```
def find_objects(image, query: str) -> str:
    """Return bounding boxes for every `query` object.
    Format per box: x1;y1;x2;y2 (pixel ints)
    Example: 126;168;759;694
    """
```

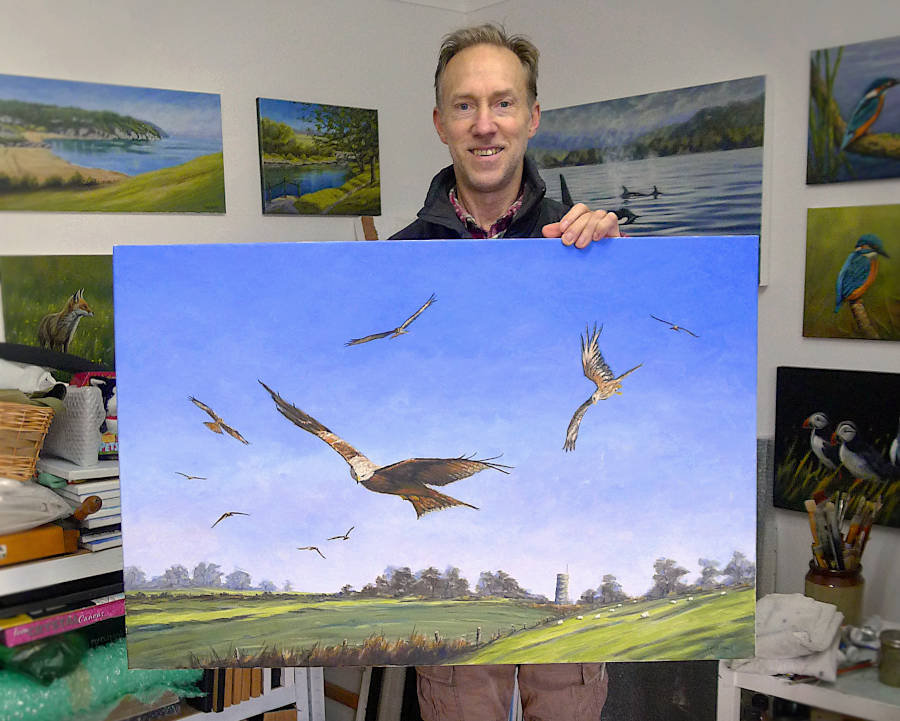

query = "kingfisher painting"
840;77;899;151
834;234;890;339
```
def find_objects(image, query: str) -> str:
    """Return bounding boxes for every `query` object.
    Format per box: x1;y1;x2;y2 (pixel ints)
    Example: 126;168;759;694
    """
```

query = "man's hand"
542;203;620;248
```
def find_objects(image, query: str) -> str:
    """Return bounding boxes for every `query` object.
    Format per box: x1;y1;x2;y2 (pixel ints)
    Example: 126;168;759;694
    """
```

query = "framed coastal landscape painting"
256;98;380;216
0;73;224;212
115;236;757;668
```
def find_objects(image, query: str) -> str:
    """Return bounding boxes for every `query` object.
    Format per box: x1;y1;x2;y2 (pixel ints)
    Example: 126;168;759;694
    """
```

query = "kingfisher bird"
802;411;841;471
834;234;890;313
832;421;900;484
840;77;899;151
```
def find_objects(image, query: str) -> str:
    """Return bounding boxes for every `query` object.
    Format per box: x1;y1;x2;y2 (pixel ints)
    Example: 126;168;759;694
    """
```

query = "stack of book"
37;457;122;552
186;667;267;713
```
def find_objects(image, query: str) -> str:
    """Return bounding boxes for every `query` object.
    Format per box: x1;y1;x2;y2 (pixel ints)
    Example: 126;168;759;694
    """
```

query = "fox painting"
37;288;94;354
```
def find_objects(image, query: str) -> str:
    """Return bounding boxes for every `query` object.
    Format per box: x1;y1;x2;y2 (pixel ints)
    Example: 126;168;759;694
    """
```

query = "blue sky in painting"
114;238;757;598
257;98;373;135
0;73;222;138
531;76;765;151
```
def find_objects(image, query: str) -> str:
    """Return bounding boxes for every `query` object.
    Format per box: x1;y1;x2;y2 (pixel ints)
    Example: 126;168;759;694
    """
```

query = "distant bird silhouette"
297;546;326;559
346;293;436;346
835;234;890;313
211;511;249;528
175;472;207;480
328;526;355;541
190;397;250;444
840;77;899;151
259;380;510;518
832;420;900;484
564;324;642;452
802;412;840;471
649;314;698;337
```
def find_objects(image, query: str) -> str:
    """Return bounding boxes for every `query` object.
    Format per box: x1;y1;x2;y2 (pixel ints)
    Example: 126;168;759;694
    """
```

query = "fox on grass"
37;288;94;354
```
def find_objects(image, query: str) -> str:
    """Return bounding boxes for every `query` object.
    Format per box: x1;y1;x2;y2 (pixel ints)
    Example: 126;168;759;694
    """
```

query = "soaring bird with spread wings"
346;293;436;346
564;324;642;452
211;511;249;528
259;380;510;518
189;396;250;444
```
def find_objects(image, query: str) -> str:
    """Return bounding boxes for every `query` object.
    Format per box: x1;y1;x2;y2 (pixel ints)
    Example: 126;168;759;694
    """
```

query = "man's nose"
472;106;497;134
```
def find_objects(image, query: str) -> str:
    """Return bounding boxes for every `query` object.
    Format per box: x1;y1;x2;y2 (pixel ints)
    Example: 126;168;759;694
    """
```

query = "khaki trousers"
417;663;608;721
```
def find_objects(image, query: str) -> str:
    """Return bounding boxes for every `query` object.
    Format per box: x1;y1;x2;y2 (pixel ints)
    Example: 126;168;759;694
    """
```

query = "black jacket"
389;156;568;240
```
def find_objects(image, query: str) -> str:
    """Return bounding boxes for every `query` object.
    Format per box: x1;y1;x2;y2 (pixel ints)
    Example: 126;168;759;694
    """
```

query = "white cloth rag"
729;639;842;682
0;358;56;394
755;592;844;659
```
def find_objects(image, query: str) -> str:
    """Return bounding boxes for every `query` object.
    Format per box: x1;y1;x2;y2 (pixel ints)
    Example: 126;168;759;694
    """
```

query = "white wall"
468;0;900;620
3;0;899;619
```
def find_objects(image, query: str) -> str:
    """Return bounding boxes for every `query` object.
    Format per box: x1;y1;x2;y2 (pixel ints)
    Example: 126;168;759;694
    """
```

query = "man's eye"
498;101;511;108
457;103;469;111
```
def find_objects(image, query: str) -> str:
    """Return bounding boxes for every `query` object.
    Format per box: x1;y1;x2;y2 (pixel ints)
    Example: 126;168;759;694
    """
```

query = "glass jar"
879;629;900;687
803;561;864;626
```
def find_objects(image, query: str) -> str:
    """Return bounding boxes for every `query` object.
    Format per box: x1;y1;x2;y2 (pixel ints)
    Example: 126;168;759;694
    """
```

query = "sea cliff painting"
529;77;765;238
115;237;757;668
0;74;224;212
256;98;380;215
808;34;900;184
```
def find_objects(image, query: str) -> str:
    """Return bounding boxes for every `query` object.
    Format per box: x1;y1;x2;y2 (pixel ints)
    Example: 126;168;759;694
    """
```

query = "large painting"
529;77;764;237
256;98;380;215
808;34;900;184
0;74;224;212
774;366;900;529
803;204;899;341
114;237;758;668
0;255;114;367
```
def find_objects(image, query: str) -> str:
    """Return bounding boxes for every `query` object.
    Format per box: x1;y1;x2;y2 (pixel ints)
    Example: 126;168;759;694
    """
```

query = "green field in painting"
0;152;225;212
125;587;753;667
0;254;114;366
803;205;900;341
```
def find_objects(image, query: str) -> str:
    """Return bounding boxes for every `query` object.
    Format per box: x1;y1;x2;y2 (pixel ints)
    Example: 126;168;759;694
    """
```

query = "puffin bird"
259;381;511;518
802;411;840;471
832;420;900;484
840;77;899;151
189;396;250;444
563;324;642;452
889;416;900;468
346;293;435;346
834;234;889;313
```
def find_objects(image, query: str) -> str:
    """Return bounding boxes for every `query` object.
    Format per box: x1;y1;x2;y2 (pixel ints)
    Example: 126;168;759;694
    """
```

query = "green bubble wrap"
0;639;202;721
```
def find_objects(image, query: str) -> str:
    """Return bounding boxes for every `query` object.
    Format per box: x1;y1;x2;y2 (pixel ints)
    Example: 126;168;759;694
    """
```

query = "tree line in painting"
531;96;764;168
124;550;754;602
0;99;164;144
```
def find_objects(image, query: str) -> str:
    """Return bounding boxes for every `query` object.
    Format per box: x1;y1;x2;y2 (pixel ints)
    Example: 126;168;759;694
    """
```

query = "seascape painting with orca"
808;34;900;184
529;76;765;238
114;237;758;668
774;367;900;529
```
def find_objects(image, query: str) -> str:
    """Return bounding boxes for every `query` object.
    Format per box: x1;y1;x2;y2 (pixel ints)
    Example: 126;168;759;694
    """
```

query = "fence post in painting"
475;627;481;646
434;631;440;644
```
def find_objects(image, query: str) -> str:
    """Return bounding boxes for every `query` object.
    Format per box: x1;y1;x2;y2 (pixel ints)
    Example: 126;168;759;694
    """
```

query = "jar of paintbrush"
804;561;864;626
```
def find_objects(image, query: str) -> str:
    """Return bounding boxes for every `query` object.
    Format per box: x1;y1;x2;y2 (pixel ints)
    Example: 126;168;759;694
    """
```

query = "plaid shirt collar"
449;186;525;239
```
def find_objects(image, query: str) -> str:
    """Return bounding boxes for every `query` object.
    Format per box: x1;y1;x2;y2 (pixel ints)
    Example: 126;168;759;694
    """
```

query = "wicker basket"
0;401;55;481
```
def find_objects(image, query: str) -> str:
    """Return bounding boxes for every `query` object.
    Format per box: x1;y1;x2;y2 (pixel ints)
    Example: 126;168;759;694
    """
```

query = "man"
391;23;614;721
390;24;620;247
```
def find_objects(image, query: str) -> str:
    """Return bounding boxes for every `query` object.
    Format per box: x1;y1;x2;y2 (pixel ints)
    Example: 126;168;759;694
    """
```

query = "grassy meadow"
0;254;114;366
291;163;381;215
803;205;900;341
0;152;225;212
124;587;754;668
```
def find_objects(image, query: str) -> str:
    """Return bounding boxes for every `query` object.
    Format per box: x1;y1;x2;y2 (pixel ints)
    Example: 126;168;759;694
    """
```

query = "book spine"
2;597;125;646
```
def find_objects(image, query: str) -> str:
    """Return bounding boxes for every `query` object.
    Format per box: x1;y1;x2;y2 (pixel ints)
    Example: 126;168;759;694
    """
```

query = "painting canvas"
0;73;224;212
529;77;764;238
256;98;380;215
114;237;757;668
803;204;899;341
0;255;114;367
808;34;900;184
774;367;900;528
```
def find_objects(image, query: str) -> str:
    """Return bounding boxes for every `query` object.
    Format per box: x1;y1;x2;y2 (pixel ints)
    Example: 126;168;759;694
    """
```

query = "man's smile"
471;147;503;156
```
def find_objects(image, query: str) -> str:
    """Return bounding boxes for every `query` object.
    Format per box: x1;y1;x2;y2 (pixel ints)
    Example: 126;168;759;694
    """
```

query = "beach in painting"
115;237;757;668
0;74;224;212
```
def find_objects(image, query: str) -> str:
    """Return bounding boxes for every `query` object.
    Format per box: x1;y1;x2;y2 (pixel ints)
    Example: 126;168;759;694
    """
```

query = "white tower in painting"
555;572;570;605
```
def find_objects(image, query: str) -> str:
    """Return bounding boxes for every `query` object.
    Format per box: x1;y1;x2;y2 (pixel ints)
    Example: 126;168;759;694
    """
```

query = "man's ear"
528;102;541;139
433;106;449;145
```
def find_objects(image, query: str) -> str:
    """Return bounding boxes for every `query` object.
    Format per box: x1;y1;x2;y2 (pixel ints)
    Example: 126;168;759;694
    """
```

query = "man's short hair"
434;24;539;107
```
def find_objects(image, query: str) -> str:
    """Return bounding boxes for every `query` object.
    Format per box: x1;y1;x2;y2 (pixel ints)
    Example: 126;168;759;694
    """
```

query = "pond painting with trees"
0;73;224;212
808;34;900;184
529;76;764;238
115;237;757;668
256;98;380;216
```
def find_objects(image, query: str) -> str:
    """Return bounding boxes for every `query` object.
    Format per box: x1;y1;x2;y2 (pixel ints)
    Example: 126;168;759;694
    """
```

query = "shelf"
718;661;900;721
0;546;123;595
37;456;118;480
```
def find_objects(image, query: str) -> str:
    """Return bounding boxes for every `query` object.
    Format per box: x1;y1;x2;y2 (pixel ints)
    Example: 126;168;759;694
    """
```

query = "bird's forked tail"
405;489;478;519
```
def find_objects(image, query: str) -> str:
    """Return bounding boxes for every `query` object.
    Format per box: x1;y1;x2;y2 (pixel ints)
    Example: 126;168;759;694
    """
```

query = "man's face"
434;43;540;200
